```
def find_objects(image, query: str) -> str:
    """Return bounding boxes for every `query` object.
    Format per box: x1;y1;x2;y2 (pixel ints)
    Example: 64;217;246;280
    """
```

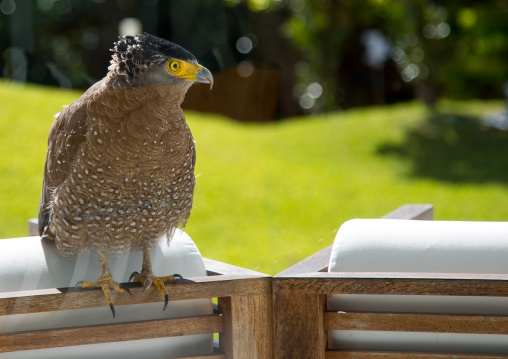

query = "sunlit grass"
0;81;80;241
1;79;507;275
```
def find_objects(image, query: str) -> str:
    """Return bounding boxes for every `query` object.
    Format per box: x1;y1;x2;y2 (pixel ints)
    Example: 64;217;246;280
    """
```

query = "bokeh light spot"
119;17;142;37
308;82;323;99
237;61;254;78
0;0;16;15
299;93;314;109
236;37;253;54
436;22;450;39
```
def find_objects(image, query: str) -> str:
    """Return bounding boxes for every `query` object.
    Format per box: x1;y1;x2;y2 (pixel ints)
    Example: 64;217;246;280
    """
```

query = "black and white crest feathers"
110;33;197;80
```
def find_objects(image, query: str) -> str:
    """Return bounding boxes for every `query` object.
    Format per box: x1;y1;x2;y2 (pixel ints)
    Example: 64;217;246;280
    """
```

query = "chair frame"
272;204;508;359
7;205;508;358
1;228;273;359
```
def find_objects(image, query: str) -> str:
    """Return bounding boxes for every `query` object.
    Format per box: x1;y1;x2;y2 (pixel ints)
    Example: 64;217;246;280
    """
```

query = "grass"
1;79;507;275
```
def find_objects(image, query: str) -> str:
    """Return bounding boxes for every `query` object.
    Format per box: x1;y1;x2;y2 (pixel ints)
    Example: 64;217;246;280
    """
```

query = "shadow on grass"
377;112;508;183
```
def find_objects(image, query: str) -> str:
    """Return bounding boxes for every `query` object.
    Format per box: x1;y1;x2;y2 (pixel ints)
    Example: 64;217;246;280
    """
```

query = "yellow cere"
166;59;202;81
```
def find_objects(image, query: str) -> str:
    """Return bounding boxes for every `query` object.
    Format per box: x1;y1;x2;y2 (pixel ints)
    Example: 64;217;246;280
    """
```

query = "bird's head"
109;33;213;89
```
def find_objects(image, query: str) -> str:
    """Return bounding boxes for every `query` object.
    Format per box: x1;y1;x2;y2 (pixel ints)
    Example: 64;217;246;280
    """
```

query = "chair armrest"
273;271;508;296
203;257;270;277
382;204;433;220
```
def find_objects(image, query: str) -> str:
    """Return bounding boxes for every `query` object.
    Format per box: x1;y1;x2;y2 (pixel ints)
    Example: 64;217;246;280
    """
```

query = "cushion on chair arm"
329;219;508;275
0;230;213;359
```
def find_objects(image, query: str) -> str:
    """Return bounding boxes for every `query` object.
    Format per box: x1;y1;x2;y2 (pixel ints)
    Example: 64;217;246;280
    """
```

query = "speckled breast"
50;117;195;256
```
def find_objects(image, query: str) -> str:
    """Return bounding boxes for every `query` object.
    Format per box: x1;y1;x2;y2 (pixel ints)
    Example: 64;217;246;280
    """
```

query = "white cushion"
328;219;508;354
0;230;213;359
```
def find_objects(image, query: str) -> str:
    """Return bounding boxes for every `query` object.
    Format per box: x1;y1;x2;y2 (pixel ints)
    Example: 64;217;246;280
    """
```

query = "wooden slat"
324;311;508;334
326;350;508;359
0;314;223;353
0;275;272;316
272;272;508;296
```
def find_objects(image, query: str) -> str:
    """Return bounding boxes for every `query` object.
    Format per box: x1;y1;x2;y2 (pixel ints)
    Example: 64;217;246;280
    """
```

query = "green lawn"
1;79;507;275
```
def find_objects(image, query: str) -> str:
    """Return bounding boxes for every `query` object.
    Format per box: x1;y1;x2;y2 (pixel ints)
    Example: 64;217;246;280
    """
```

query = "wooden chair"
0;222;273;359
272;204;508;358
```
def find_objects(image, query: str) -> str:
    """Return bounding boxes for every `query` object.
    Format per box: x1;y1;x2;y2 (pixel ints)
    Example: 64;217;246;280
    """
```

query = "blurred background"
3;0;508;117
2;0;508;274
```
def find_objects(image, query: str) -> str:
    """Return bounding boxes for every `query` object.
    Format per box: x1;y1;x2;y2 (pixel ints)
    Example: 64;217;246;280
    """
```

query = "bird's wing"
38;80;102;236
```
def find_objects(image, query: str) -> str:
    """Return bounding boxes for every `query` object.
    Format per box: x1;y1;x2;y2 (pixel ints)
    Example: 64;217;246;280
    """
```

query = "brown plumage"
38;33;213;316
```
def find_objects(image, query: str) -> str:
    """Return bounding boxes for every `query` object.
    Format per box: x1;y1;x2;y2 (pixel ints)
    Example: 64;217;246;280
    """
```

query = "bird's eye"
168;61;181;73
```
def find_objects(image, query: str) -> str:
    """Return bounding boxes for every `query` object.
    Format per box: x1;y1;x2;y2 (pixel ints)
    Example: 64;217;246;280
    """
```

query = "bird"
38;33;213;317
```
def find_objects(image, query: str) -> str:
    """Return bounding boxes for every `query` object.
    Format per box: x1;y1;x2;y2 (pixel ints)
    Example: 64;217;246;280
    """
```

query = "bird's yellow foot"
75;276;131;318
129;270;183;310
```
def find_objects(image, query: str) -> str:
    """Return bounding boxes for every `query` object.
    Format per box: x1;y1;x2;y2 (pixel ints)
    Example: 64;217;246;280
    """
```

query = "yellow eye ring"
168;60;181;73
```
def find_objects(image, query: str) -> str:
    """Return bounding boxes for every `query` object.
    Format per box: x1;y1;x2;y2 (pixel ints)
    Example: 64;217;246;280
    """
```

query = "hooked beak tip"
196;66;213;90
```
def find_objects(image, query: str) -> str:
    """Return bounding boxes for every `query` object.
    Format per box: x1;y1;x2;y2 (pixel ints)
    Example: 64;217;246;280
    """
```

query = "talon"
76;276;127;318
76;251;128;317
129;271;139;282
130;270;184;309
142;279;152;293
109;302;116;318
121;283;132;296
134;247;185;310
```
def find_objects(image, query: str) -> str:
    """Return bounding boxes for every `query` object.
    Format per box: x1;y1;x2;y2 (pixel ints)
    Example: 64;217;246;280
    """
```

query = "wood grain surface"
0;315;223;352
273;272;508;296
324;311;508;334
0;275;272;316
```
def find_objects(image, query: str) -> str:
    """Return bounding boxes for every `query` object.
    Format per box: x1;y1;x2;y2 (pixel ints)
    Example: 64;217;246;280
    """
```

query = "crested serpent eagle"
38;33;213;316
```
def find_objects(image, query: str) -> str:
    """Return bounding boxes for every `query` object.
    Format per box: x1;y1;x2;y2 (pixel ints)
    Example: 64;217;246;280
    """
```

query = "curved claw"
74;277;127;318
129;271;139;282
142;279;152;293
120;283;132;296
130;271;185;310
163;293;169;311
109;303;116;318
